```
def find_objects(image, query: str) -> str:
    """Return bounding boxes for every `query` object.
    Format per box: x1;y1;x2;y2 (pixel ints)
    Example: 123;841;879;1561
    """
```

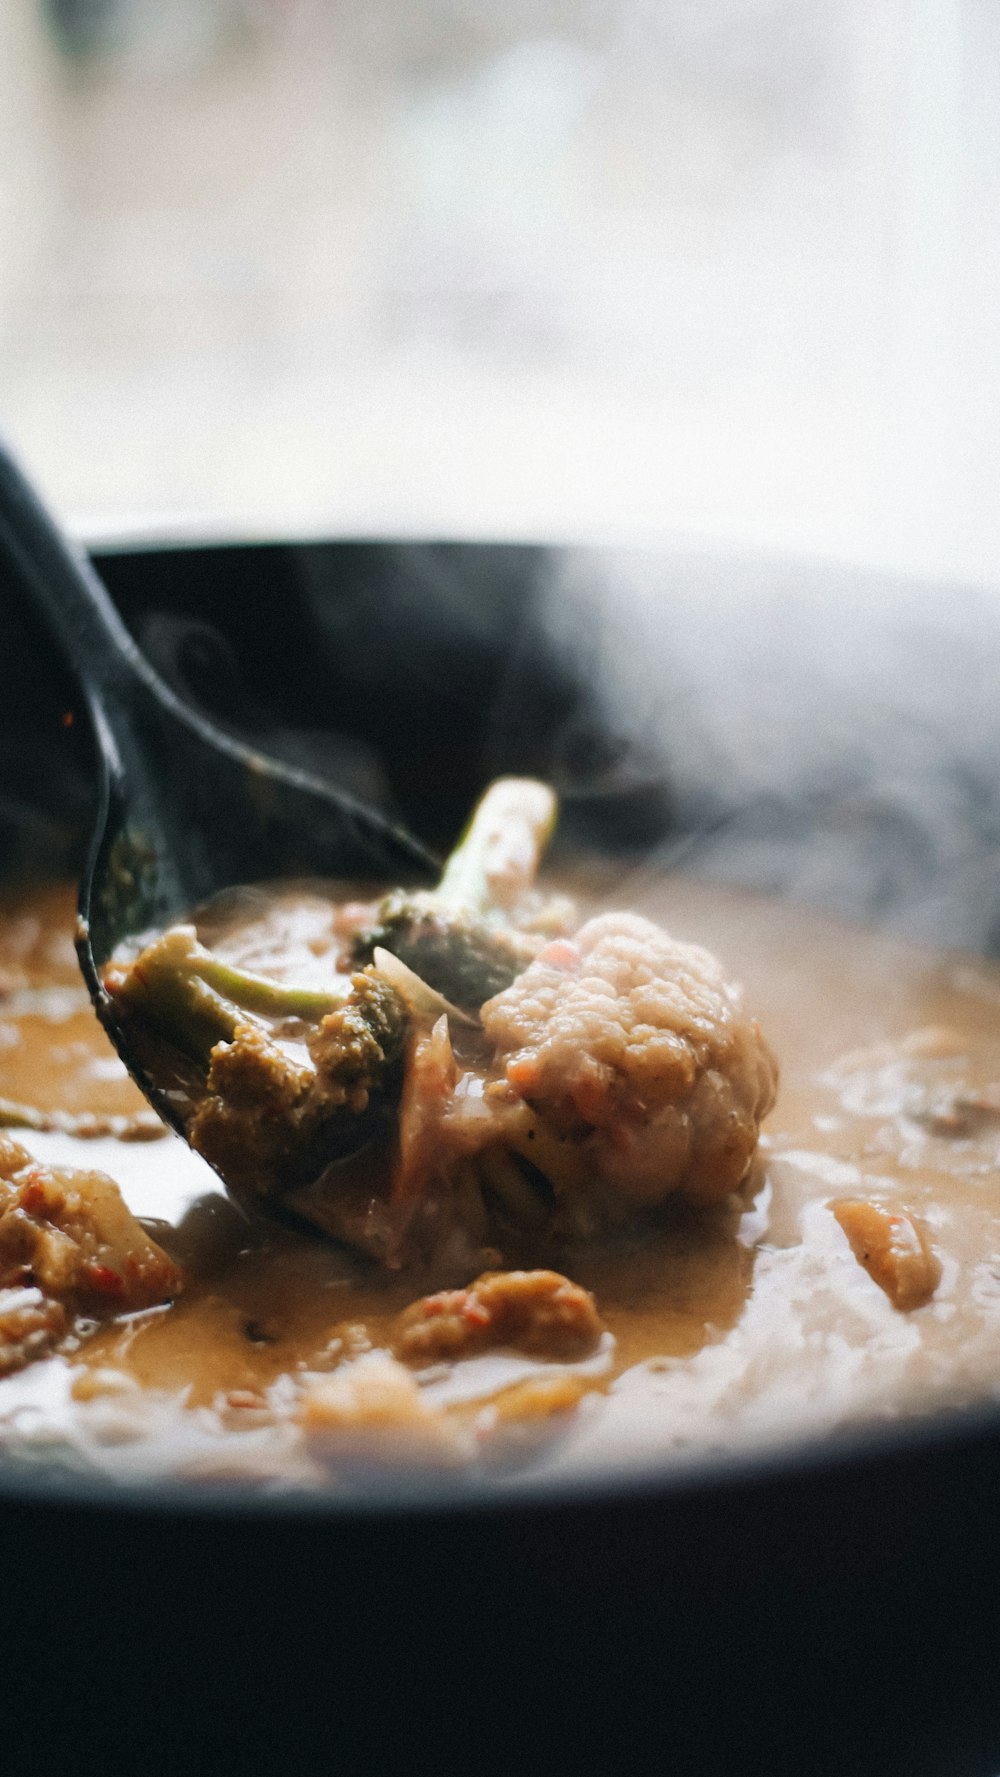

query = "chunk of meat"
300;1352;436;1430
396;1268;604;1362
0;1284;67;1375
479;912;777;1209
831;1197;941;1311
0;1133;181;1368
298;1351;464;1463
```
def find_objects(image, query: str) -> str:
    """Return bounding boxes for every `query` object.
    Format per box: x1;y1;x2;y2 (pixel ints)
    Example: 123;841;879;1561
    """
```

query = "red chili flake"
87;1264;124;1298
462;1298;491;1329
506;1057;542;1094
226;1389;267;1411
537;939;582;971
20;1183;48;1215
423;1290;465;1319
61;710;74;728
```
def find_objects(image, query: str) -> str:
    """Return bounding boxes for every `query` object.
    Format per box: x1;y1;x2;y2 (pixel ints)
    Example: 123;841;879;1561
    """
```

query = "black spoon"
0;442;436;1139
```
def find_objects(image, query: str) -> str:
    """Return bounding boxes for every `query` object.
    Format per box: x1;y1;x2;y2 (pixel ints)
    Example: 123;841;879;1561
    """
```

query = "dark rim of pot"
0;1386;998;1520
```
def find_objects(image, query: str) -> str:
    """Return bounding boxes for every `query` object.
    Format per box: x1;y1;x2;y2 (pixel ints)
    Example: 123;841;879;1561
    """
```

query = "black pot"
4;538;1000;1777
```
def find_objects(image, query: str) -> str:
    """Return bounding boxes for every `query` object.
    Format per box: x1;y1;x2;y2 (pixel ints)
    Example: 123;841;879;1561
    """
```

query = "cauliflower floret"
480;912;777;1209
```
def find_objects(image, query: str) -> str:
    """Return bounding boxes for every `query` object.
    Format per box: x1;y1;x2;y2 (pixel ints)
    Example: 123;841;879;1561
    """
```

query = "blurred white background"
1;0;998;581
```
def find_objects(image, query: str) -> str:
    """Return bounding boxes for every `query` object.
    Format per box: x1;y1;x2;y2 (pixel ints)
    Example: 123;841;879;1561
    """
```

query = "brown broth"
3;871;1000;1488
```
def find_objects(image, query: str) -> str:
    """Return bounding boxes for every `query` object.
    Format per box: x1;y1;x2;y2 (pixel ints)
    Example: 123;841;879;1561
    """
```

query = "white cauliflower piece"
479;912;777;1209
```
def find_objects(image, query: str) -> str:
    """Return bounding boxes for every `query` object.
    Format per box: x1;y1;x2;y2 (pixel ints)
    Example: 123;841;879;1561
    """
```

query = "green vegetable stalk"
352;778;558;1011
111;925;346;1064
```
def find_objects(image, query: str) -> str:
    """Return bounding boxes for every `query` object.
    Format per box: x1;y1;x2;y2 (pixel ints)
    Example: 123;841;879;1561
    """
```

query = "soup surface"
2;869;1000;1491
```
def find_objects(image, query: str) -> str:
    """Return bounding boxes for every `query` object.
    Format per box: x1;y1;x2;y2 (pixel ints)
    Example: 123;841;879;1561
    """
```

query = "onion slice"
371;947;479;1028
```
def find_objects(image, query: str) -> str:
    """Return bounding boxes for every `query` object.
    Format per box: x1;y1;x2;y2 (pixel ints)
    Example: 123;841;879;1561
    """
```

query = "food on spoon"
106;922;411;1198
350;777;564;1010
191;966;409;1199
105;779;778;1266
0;1132;182;1375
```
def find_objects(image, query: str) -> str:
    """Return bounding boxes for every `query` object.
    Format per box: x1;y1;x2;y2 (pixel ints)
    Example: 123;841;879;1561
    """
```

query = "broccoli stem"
0;1097;64;1133
349;780;560;1012
189;950;346;1021
115;936;243;1064
113;925;347;1066
436;778;557;914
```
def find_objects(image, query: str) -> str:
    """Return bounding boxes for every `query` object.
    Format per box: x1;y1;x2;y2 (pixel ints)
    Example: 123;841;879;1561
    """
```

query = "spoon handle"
0;438;438;937
0;441;151;710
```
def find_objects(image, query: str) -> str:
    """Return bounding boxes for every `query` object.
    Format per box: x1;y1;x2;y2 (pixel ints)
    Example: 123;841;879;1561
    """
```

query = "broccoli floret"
351;779;558;1012
104;779;563;1233
190;967;408;1200
106;925;347;1064
309;967;409;1104
352;890;525;1010
189;1023;317;1193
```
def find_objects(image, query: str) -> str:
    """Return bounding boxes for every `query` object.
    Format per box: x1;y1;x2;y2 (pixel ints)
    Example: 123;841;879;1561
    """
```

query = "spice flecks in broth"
3;871;1000;1487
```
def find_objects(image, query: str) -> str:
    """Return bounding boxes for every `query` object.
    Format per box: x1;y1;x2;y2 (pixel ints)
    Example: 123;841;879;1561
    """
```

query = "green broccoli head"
190;968;409;1201
308;965;409;1101
349;778;560;1014
349;891;525;1011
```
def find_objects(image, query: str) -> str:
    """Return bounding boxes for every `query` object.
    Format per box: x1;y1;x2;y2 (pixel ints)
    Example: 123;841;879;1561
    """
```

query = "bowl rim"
1;1386;998;1521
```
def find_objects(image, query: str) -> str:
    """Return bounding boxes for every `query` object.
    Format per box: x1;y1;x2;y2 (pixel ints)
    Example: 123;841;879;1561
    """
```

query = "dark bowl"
4;538;1000;1776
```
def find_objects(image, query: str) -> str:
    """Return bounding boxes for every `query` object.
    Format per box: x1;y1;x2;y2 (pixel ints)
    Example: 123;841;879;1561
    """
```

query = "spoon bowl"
0;443;436;1139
